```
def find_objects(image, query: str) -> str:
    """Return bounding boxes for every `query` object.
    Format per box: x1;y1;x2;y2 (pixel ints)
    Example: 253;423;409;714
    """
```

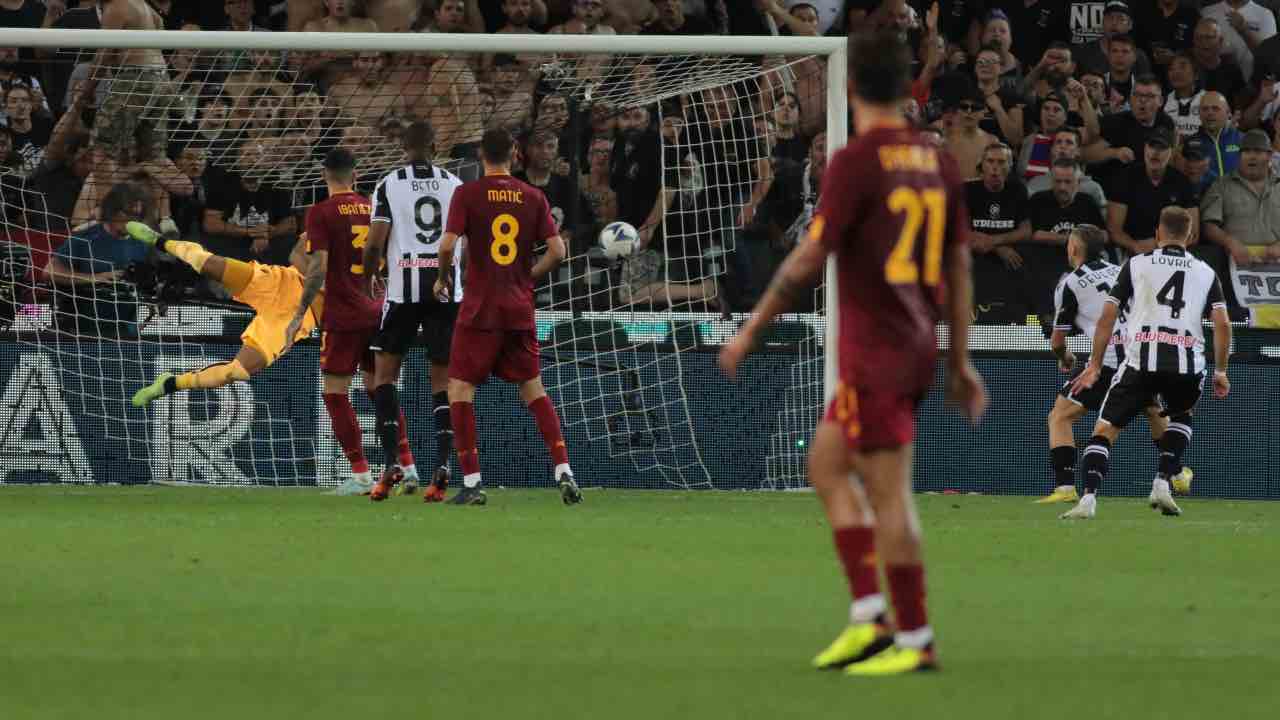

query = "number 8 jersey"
371;162;464;303
1107;246;1226;375
444;173;558;330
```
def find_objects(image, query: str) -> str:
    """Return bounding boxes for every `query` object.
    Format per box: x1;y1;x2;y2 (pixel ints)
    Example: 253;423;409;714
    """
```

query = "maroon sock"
396;409;415;467
450;401;481;476
528;395;569;466
886;564;929;633
833;526;880;600
323;393;367;474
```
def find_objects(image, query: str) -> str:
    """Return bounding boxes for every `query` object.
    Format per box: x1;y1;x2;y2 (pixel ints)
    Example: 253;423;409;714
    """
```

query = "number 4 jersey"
304;190;378;332
445;173;558;330
811;126;969;393
1107;246;1226;375
372;162;464;304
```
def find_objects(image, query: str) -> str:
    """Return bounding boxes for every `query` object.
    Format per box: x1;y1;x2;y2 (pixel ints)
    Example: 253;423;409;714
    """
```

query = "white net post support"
0;28;846;488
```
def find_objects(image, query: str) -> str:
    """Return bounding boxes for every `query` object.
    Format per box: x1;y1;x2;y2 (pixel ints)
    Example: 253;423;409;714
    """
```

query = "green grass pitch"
1;487;1277;720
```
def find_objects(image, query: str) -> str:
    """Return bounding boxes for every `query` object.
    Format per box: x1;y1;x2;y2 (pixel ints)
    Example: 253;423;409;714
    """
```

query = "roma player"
433;128;583;506
720;29;987;675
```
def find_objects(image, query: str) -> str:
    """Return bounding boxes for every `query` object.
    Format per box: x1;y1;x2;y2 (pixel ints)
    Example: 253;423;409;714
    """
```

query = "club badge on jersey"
371;163;465;304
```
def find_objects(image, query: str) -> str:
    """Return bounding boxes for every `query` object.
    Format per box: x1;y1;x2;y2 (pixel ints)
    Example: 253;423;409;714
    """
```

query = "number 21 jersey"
445;173;558;330
811;126;969;393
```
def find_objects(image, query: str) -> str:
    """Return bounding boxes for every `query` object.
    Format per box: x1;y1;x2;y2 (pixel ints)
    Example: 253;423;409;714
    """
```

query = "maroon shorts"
320;327;376;376
449;325;540;385
823;380;922;452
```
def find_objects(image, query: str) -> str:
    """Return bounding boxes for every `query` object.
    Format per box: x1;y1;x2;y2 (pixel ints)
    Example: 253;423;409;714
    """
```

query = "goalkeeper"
127;224;319;406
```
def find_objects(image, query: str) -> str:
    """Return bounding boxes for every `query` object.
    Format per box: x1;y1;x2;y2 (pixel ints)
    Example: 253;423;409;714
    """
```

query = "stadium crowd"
4;0;1280;330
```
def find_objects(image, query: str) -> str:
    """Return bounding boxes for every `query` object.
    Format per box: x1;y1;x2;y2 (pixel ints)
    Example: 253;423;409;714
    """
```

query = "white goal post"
0;28;846;489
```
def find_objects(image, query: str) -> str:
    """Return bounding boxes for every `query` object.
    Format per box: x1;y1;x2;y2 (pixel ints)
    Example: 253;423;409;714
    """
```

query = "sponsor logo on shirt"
1133;330;1195;347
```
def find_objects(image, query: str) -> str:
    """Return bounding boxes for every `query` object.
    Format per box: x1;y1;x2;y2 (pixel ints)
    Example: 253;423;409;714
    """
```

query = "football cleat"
1060;493;1097;520
423;466;450;503
395;466;420;496
1034;485;1079;504
1149;479;1182;516
812;622;894;670
558;474;583;505
447;486;487;506
131;372;174;407
370;467;402;502
125;220;160;247
844;644;937;676
1171;467;1194;496
327;476;372;497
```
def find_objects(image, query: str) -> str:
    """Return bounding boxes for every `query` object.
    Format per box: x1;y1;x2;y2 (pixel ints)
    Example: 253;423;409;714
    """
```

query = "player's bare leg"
807;421;892;670
518;376;581;505
446;377;487;506
1040;397;1085;503
844;443;938;676
322;370;374;496
369;352;420;502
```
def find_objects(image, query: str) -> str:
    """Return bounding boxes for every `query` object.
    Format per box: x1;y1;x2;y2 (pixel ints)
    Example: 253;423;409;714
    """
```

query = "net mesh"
0;38;833;488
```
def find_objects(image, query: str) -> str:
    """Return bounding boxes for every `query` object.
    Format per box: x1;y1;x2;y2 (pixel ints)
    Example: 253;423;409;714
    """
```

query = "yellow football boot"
844;644;937;676
812;622;893;670
1035;485;1079;504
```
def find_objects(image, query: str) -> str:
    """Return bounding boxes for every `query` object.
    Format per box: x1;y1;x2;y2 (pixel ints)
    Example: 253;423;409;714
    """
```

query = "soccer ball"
599;221;638;260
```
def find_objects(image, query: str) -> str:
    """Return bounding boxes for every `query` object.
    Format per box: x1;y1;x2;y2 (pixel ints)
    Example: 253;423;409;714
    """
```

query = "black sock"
1081;436;1111;495
156;237;171;254
162;375;177;394
1158;422;1192;479
433;390;452;470
373;383;401;470
1050;445;1077;489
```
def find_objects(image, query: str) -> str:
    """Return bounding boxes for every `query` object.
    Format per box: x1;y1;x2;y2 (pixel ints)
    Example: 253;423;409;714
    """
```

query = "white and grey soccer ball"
599;221;638;260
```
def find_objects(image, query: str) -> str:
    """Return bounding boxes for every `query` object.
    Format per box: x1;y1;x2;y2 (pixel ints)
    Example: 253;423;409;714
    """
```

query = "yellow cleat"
844;644;937;676
812;622;893;670
1172;467;1193;495
1034;486;1079;504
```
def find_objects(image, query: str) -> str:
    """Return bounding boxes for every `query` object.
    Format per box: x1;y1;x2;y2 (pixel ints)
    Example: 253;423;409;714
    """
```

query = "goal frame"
1;27;848;405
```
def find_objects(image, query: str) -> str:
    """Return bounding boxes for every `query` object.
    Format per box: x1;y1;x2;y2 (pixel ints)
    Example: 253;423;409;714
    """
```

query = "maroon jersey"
811;127;970;393
445;174;558;330
305;191;381;332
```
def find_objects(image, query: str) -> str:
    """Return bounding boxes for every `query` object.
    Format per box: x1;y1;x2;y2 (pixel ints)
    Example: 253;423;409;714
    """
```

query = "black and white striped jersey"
1053;258;1126;369
371;162;464;303
1106;246;1226;375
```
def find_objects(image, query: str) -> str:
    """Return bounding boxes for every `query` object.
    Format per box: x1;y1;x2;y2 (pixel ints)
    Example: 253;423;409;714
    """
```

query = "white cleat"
1149;478;1182;516
327;476;372;496
1060;492;1097;520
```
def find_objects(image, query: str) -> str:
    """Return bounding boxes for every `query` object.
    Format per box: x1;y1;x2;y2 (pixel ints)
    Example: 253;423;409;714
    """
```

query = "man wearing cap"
1201;128;1280;273
1180;136;1215;196
1106;126;1199;256
1017;91;1071;180
1026;126;1108;210
1075;3;1152;76
1183;91;1242;191
1201;0;1277;84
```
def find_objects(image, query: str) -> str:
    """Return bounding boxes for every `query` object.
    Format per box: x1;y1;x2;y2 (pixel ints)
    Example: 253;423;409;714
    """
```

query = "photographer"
44;181;153;339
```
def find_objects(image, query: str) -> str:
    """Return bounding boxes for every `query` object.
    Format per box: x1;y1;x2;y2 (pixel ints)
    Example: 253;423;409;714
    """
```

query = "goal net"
0;29;845;489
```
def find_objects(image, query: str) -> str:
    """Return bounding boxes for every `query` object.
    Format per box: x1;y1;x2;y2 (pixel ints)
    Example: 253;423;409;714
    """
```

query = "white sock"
353;470;372;484
850;594;886;624
895;625;933;650
463;472;482;489
400;464;418;480
1154;478;1170;494
1055;484;1074;493
555;463;572;481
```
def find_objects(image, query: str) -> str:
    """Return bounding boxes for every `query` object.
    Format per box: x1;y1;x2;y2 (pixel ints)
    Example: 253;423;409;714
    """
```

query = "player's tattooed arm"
285;249;327;349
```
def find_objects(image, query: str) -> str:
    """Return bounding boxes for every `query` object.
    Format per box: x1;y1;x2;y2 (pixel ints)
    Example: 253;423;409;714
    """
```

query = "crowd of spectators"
3;0;1280;328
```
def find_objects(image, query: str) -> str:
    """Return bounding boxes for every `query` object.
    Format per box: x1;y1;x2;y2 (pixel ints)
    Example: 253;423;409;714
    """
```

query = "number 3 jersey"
371;162;464;304
811;126;969;393
1106;246;1225;375
1053;259;1125;369
444;173;558;330
305;190;376;332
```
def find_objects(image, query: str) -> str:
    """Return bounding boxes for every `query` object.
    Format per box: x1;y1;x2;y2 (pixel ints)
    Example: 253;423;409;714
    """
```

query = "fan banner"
1229;254;1280;307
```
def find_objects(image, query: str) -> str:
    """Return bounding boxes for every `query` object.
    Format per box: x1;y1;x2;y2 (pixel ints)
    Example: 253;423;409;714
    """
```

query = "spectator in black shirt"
610;104;662;241
1136;0;1199;73
1025;157;1106;312
517;129;595;256
642;0;714;35
992;1;1069;70
1074;3;1152;77
965;142;1032;312
1085;73;1175;183
1192;17;1247;106
974;44;1026;144
201;142;296;266
5;83;52;177
1106;127;1198;257
741;91;810;227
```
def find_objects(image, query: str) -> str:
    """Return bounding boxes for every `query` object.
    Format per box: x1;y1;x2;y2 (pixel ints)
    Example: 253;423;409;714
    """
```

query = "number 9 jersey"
444;173;558;330
372;163;465;303
810;126;969;396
